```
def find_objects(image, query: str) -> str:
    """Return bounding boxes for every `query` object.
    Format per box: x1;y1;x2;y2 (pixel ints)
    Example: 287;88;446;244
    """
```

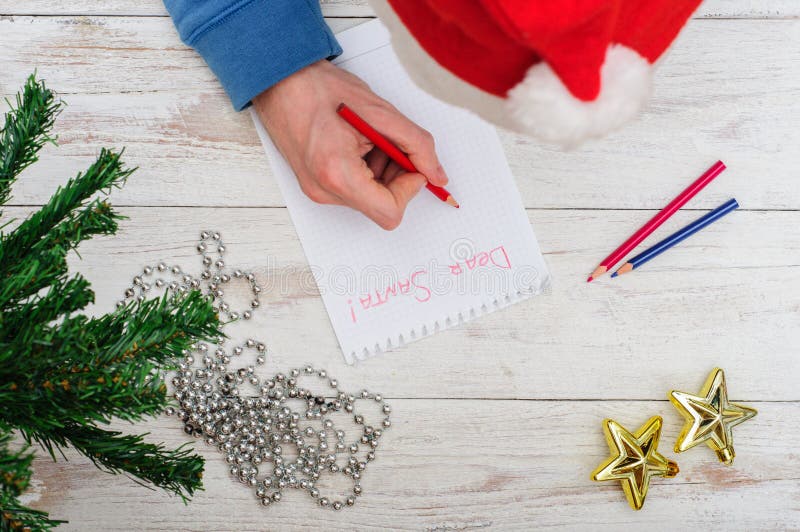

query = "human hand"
252;60;448;230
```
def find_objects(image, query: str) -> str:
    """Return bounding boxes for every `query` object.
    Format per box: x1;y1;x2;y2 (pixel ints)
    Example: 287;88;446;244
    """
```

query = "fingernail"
435;165;449;185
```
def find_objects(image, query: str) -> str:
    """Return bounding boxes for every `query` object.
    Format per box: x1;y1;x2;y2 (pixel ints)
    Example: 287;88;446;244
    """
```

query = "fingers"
300;99;443;229
364;148;390;181
315;152;425;230
352;171;427;230
377;160;406;185
363;105;449;187
385;172;428;214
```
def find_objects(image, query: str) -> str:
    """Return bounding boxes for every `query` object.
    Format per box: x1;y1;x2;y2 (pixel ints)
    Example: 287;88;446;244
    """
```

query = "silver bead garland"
120;231;391;510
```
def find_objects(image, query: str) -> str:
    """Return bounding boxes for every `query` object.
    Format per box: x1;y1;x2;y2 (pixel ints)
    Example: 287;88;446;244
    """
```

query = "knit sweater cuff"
188;0;342;111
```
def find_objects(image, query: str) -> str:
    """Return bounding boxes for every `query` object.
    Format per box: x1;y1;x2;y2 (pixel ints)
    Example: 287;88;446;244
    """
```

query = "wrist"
253;60;327;109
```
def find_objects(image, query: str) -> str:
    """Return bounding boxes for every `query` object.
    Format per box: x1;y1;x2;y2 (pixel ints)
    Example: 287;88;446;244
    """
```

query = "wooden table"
2;1;798;529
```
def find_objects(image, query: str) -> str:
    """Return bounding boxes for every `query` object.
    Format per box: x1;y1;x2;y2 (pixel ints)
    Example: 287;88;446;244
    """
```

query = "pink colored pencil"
587;160;726;282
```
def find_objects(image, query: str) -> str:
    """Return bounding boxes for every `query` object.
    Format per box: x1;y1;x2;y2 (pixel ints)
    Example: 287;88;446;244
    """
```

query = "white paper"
252;20;550;363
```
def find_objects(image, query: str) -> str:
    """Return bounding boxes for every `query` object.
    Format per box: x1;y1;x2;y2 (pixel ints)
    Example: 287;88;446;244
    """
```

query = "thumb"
366;106;449;187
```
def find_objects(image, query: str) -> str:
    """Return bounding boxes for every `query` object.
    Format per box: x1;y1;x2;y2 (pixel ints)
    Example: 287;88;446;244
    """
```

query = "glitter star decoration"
591;416;679;510
669;367;756;465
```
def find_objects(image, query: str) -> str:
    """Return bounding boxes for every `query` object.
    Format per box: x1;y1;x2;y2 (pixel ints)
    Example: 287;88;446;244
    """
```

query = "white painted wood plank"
0;6;794;529
4;206;797;401
0;16;362;97
0;0;376;17
1;0;798;18
1;17;798;210
21;400;799;530
698;0;800;18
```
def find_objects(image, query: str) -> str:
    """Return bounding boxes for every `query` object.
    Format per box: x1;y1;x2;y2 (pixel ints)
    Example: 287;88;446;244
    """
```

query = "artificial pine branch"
53;425;204;501
0;74;61;206
0;74;222;529
0;148;132;282
2;292;219;439
0;434;64;531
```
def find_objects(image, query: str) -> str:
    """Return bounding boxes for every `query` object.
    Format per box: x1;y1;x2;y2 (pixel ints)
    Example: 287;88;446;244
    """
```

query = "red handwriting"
346;245;511;324
448;246;511;275
348;269;430;323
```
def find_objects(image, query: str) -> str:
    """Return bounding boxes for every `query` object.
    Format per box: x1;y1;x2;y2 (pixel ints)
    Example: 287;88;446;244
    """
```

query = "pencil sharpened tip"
610;272;618;278
588;266;607;282
445;196;460;208
614;263;634;277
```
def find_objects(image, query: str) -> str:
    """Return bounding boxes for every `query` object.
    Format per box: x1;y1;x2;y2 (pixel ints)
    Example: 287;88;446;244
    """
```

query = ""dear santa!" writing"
347;245;511;324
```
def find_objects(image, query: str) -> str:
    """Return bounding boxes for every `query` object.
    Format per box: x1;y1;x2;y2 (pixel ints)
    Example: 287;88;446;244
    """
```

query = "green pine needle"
0;74;61;206
0;74;221;528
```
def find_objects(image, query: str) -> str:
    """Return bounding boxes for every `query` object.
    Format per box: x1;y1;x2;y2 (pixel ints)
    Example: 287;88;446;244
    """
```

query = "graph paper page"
252;20;550;363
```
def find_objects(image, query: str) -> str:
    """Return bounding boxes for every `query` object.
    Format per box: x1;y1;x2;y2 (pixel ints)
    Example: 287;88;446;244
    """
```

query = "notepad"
252;19;550;363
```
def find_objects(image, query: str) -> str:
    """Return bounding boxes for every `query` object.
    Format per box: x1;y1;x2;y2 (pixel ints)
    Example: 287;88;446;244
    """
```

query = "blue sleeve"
164;0;342;111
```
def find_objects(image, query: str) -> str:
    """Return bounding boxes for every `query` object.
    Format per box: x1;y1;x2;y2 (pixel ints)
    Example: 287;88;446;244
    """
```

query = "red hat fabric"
369;0;703;145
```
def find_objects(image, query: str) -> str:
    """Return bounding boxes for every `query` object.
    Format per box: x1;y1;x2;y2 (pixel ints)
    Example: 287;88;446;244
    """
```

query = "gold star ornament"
591;416;678;510
669;367;756;465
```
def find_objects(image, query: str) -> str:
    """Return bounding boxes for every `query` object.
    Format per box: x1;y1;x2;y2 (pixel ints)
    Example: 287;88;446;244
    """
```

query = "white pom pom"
506;45;653;147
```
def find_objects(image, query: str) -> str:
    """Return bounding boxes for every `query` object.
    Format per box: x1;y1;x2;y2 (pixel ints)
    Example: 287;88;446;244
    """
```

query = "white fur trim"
368;0;516;129
507;45;652;146
368;0;653;146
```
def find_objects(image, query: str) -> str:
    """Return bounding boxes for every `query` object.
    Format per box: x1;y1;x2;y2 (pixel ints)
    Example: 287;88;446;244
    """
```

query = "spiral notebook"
252;19;550;363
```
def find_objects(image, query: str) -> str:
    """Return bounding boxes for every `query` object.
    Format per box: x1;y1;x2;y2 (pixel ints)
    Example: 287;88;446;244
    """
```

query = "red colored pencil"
336;103;459;208
587;160;726;282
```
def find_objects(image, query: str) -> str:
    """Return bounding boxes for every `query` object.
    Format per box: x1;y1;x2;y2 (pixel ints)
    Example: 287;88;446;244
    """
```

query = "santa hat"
369;0;702;146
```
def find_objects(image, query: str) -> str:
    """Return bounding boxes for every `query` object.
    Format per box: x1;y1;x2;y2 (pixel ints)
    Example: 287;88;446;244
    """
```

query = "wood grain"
4;206;797;401
20;400;799;531
1;0;799;18
1;17;798;210
1;3;798;530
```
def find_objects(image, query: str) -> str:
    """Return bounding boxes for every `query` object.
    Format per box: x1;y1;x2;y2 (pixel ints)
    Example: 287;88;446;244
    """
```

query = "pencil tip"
615;263;634;277
445;196;460;208
588;266;607;282
336;102;345;112
610;272;617;278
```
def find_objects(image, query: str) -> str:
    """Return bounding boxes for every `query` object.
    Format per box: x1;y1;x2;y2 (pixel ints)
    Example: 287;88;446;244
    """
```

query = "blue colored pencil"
611;198;739;277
